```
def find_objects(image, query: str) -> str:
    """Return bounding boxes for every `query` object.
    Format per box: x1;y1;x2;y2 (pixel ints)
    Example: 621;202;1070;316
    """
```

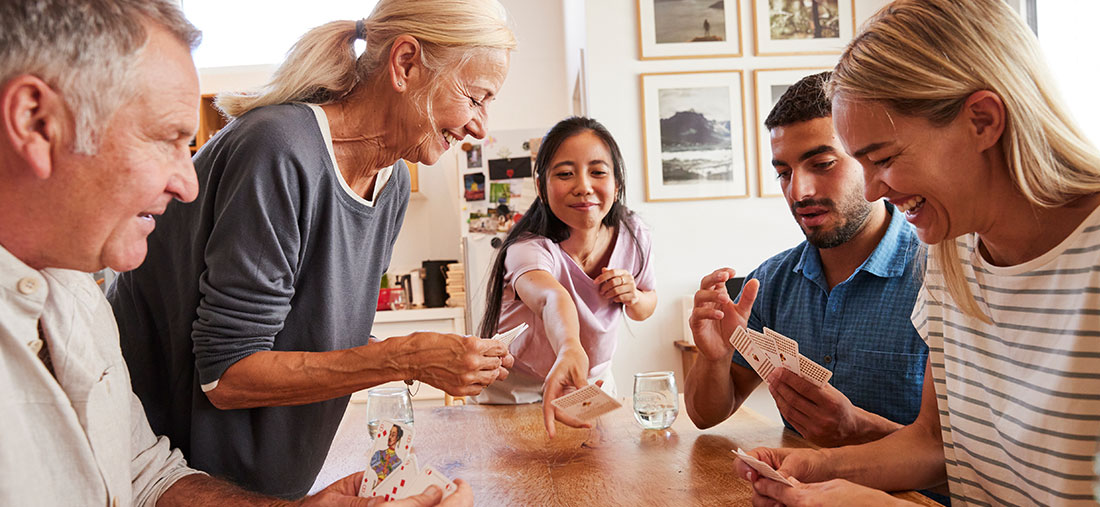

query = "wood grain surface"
397;400;941;506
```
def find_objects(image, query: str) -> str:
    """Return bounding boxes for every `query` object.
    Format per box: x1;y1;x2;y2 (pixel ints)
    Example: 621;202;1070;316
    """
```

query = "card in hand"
360;420;414;495
550;383;622;421
763;327;801;376
730;326;775;383
409;465;458;499
369;456;419;501
798;355;833;387
490;322;528;348
733;448;793;487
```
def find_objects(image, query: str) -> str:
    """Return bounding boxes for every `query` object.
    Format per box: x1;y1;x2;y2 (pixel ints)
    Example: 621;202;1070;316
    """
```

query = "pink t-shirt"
498;217;655;380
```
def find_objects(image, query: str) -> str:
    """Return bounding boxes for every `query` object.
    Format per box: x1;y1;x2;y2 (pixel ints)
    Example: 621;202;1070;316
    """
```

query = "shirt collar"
794;202;917;283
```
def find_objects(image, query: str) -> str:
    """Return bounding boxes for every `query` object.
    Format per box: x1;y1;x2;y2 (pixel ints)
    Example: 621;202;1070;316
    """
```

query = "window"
181;0;376;69
1029;0;1100;145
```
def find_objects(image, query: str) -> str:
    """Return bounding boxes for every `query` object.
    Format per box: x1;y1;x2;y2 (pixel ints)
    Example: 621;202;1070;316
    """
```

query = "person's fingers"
754;477;800;506
495;365;509;382
593;269;618;285
474;337;509;357
439;479;474;507
543;384;560;438
690;306;726;323
734;278;760;317
501;353;515;369
698;267;736;289
693;288;731;308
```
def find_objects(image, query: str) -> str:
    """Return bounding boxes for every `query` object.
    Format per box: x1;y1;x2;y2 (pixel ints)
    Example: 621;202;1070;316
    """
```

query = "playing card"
747;328;783;370
550;383;622;421
733;448;793;487
361;420;414;494
411;465;458;499
763;328;801;376
797;355;833;387
367;456;419;501
490;322;528;348
730;327;774;382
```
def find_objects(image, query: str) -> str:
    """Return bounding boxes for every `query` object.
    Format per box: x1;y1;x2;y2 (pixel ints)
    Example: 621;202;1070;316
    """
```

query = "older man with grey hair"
0;1;469;505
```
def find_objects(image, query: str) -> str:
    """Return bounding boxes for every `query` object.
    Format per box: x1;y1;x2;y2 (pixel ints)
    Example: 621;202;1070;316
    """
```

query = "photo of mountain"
657;86;734;184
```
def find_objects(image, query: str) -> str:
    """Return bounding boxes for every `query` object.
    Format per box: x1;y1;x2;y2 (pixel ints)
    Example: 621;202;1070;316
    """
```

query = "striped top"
913;204;1100;506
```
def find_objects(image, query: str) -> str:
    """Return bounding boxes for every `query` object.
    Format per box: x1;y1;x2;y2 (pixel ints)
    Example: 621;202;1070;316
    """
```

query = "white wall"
583;0;891;390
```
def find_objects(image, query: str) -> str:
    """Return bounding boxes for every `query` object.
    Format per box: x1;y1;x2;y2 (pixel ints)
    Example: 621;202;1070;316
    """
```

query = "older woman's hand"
398;332;513;396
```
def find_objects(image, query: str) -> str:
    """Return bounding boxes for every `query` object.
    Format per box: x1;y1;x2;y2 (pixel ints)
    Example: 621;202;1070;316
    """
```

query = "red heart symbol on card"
400;480;406;486
506;169;514;177
392;487;398;494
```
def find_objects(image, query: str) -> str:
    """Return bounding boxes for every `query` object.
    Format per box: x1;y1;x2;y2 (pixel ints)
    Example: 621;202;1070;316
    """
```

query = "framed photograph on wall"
641;70;749;202
637;0;742;59
752;0;855;56
753;68;831;197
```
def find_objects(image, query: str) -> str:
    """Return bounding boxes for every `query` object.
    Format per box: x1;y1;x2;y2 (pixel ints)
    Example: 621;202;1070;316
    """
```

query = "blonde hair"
216;0;516;118
828;0;1100;320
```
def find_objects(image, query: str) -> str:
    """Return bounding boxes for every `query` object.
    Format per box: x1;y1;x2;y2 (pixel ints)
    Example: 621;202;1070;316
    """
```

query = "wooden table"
314;398;940;506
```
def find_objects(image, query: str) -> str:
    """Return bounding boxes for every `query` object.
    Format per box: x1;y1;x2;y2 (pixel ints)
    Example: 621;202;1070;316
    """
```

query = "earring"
397;81;404;89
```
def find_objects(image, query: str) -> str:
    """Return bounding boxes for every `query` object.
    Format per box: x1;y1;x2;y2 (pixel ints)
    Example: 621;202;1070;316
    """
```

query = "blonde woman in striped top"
735;0;1100;505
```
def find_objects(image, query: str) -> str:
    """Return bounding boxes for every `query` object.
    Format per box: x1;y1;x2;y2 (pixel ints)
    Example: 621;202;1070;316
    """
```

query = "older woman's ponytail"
215;0;516;119
216;21;359;117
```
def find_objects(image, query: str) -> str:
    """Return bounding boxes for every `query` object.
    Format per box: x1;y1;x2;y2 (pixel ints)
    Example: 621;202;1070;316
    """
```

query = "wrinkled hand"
594;268;639;305
541;346;592;438
300;471;474;507
690;268;759;361
752;477;901;507
364;479;474;507
765;368;877;447
404;332;513;397
298;471;371;506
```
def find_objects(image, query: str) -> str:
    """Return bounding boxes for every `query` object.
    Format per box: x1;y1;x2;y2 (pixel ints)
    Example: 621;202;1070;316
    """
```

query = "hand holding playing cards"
363;479;474;507
594;267;639;305
302;471;387;506
734;447;830;490
690;268;759;361
542;345;592;438
767;368;900;447
753;477;903;507
403;331;513;397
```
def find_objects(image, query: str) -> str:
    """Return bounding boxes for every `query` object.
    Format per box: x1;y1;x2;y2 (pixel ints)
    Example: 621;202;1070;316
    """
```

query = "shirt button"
823;355;832;364
27;339;43;355
17;277;39;295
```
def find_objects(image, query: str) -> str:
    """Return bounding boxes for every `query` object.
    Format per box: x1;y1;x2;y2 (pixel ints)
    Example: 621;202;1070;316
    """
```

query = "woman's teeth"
443;131;459;146
896;195;925;213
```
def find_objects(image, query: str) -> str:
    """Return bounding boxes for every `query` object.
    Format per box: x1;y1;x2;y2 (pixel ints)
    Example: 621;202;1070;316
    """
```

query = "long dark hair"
478;117;646;337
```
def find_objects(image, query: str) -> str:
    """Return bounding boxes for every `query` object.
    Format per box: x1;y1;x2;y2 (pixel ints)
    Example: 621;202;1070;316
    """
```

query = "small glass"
388;290;408;311
366;386;414;437
633;371;678;430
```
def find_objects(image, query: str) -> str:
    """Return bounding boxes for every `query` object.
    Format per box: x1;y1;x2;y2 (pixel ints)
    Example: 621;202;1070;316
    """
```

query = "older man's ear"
1;74;67;181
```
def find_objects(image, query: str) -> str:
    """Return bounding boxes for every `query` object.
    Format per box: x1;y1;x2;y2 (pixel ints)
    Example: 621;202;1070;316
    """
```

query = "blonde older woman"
107;0;515;499
736;0;1100;505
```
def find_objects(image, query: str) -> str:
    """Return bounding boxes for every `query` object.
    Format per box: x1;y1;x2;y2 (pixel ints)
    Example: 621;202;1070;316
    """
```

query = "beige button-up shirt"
0;245;200;505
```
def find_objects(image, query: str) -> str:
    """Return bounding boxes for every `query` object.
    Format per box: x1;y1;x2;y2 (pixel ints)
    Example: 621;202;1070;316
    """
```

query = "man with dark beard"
684;72;928;448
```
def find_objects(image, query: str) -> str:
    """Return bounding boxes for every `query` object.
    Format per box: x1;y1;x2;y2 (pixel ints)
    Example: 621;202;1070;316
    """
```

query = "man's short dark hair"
764;71;832;130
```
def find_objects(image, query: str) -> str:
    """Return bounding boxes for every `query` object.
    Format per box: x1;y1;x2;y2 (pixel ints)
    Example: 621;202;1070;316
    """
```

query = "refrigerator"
456;127;547;335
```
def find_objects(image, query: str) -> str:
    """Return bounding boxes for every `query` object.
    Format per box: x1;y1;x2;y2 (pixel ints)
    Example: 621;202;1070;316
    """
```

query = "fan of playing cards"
729;326;833;387
489;322;528;348
358;420;458;502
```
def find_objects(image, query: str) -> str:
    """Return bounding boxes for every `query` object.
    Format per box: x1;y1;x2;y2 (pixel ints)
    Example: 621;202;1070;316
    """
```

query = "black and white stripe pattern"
913;212;1100;506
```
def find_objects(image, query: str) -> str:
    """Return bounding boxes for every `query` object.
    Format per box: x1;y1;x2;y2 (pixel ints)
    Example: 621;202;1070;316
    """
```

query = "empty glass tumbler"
366;386;414;437
633;371;678;430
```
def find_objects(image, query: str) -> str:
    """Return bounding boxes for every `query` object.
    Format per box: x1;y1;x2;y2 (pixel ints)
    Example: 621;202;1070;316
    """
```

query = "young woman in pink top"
475;117;658;437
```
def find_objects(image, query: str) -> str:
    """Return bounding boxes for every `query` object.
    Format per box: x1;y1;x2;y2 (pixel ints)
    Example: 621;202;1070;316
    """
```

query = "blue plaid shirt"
732;203;927;428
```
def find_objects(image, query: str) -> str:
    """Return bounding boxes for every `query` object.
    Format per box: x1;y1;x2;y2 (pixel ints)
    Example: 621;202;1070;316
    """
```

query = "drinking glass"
389;290;408;311
366;386;414;437
633;371;678;430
